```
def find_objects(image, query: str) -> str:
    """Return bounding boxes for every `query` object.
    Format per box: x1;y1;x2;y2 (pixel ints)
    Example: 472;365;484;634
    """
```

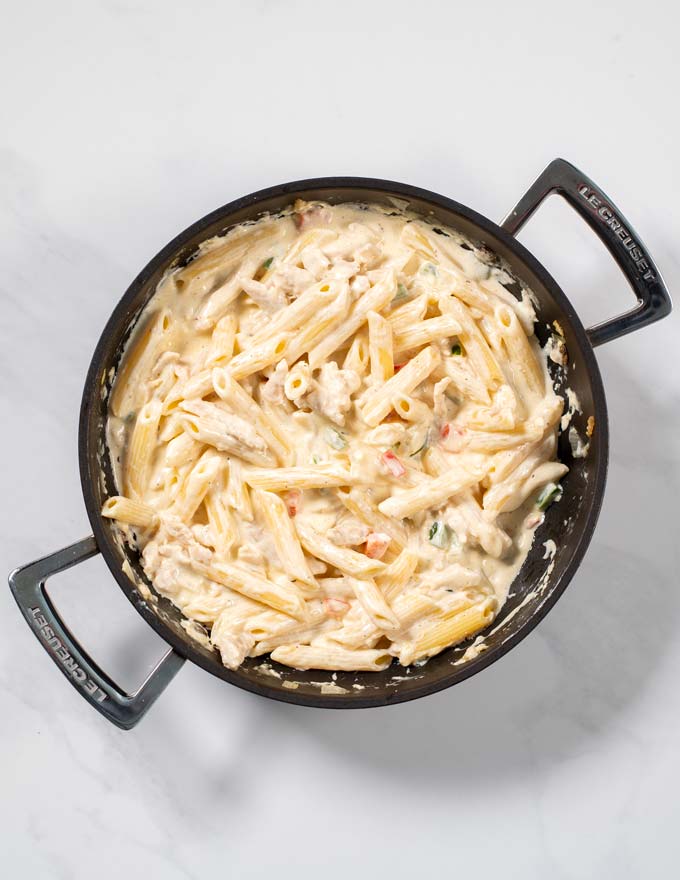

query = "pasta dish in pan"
103;201;567;671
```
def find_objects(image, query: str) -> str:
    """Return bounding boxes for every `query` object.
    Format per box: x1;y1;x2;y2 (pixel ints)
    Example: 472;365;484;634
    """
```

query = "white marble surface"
2;1;679;876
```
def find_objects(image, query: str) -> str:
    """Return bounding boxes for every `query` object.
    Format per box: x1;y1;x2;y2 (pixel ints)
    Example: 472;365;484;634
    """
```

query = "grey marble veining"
2;1;679;877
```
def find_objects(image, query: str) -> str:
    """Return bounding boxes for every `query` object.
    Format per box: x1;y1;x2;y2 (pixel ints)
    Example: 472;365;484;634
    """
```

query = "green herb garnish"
428;520;450;548
451;343;463;356
324;427;347;450
536;482;562;511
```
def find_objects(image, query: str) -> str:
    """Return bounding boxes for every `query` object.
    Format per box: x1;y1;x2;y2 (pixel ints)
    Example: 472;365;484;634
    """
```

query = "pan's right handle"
9;536;185;730
501;158;672;346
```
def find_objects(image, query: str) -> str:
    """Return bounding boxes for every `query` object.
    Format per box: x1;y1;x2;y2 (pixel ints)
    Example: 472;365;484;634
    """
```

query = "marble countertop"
2;1;679;877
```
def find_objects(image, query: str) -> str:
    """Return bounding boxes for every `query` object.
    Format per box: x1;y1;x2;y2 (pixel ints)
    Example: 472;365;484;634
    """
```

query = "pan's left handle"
9;536;185;730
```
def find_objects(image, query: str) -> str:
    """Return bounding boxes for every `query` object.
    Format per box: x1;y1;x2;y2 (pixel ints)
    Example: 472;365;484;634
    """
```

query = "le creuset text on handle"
501;157;672;346
9;536;185;730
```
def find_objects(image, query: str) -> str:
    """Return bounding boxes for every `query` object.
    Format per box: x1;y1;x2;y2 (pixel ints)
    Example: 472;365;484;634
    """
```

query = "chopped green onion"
428;520;450;549
311;454;320;464
261;256;274;271
450;343;463;356
409;428;430;457
536;482;562;511
391;282;410;305
422;262;437;275
324;427;347;450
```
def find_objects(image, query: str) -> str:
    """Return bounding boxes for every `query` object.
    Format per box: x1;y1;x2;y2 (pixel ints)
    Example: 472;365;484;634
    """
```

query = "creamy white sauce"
103;202;567;673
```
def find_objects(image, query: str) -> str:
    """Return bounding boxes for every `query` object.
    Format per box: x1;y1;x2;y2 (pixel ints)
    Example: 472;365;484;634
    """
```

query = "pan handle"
8;536;185;730
501;158;672;346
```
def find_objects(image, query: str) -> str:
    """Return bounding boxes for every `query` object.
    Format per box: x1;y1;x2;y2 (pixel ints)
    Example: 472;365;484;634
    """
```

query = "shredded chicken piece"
261;359;289;405
327;517;371;547
240;277;287;312
305;362;361;426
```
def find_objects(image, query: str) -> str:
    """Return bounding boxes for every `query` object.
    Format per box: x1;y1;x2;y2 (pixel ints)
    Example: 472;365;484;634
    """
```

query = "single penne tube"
252;489;318;588
392;315;462;354
171;449;223;521
307;269;396;367
204;483;238;555
227;332;290;380
164;431;204;468
335;488;408;549
101;495;158;528
245;465;358;491
191;559;308;620
110;309;177;417
377;466;479;519
397;598;496;665
284;360;312;401
495;304;544;401
206;313;237;366
224;458;253;521
368;310;394;384
341;330;370;376
347;577;399;631
376;548;419;601
126;399;162;497
270;644;392;672
295;521;386;577
212;367;290;464
392;394;431;423
459;425;542;453
360;345;441;427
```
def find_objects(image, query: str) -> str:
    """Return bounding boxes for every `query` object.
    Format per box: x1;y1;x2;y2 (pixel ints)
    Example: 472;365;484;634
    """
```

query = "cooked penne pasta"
105;201;568;674
307;269;396;367
212;367;290;465
126;399;162;497
295;521;386;578
252;489;318;588
395;599;496;665
360;345;441;426
270;644;392;672
101;496;158;528
368;310;394;384
378;467;479;519
245;465;358;491
392;315;462;354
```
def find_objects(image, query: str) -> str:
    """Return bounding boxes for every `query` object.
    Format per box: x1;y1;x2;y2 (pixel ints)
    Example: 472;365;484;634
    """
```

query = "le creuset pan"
9;159;672;728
